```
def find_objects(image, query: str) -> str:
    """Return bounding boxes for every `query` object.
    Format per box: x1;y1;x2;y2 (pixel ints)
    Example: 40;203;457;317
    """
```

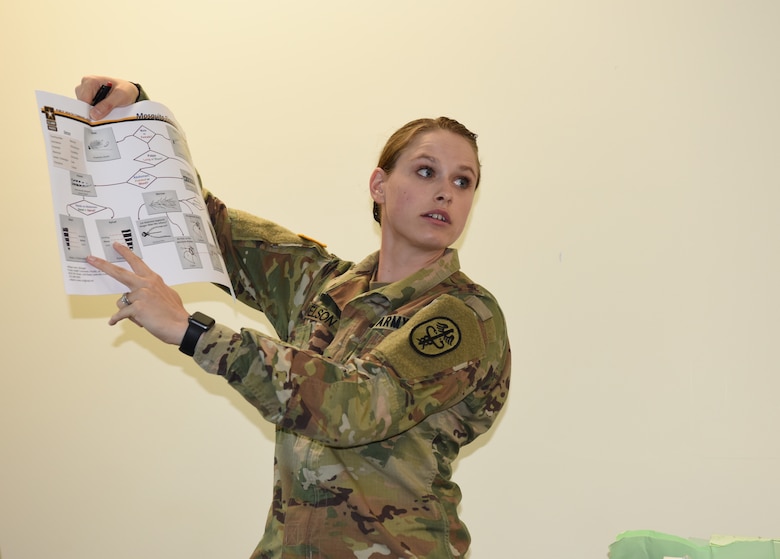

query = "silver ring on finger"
120;292;131;306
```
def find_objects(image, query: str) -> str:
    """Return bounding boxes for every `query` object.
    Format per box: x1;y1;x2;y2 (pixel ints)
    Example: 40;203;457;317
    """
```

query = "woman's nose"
435;183;453;202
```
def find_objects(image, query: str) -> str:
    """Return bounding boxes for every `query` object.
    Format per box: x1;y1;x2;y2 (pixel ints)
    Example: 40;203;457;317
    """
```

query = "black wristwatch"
179;311;215;356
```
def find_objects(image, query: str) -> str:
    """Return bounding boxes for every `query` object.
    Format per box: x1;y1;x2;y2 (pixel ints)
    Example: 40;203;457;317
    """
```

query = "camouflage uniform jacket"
194;191;511;559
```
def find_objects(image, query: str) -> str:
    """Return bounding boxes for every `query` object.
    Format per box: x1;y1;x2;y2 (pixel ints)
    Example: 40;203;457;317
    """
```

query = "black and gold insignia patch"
44;106;57;131
410;317;461;357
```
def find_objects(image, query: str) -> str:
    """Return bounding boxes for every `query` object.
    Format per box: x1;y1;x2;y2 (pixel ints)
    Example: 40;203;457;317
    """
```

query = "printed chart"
36;91;232;296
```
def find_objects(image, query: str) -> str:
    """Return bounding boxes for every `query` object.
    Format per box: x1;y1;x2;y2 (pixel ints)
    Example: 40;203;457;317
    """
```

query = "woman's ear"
369;167;386;203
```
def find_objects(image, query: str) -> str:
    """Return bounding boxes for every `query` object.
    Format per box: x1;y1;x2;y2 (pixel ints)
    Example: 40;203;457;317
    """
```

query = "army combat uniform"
192;191;511;559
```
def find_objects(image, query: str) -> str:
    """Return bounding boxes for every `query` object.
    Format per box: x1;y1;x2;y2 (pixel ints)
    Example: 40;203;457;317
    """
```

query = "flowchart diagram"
37;91;231;295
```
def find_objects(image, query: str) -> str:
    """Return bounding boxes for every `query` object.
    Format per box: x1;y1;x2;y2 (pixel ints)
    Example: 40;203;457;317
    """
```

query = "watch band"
179;311;215;356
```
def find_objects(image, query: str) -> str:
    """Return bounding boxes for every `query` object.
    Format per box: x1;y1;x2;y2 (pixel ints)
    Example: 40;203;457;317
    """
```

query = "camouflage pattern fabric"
195;190;511;559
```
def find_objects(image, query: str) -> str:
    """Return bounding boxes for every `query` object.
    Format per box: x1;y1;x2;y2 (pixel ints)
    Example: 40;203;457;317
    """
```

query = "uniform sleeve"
138;87;338;339
192;293;511;448
204;189;346;340
134;83;150;102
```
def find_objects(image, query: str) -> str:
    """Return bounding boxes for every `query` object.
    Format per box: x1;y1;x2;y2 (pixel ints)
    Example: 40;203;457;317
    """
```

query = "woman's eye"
417;166;434;178
454;177;471;188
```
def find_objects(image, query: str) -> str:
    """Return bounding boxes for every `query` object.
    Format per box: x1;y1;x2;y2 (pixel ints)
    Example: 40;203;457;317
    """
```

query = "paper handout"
36;91;232;296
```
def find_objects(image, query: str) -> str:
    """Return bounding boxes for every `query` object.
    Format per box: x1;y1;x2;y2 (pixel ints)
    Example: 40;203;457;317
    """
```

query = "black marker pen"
91;82;112;106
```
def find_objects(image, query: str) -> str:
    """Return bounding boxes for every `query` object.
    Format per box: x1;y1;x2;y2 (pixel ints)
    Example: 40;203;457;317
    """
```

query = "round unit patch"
409;316;461;357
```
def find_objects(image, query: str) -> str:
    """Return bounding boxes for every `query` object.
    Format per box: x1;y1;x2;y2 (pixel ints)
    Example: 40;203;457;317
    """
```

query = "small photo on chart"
69;171;96;197
138;216;175;246
84;127;121;162
183;214;207;243
181;169;198;193
95;217;142;262
175;237;202;270
59;214;91;262
142;190;182;215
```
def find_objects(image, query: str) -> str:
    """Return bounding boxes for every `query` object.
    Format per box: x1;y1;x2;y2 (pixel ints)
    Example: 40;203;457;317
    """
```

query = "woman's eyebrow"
410;153;437;164
458;163;478;177
411;154;476;174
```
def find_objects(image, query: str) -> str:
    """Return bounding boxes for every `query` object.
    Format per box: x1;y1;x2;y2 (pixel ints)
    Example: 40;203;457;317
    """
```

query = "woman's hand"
86;242;191;346
75;76;139;121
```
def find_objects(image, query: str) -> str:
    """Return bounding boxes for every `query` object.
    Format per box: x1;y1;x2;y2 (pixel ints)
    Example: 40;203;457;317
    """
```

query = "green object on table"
609;530;780;559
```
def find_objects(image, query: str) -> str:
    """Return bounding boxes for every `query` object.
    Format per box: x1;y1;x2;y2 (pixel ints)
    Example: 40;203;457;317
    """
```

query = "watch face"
190;311;215;330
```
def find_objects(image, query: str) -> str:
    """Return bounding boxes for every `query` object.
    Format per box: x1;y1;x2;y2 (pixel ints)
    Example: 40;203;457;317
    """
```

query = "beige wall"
2;1;779;557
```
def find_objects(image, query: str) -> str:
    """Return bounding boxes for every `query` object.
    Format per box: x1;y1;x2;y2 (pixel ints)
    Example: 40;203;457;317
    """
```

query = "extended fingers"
111;242;154;276
85;253;137;288
86;242;152;281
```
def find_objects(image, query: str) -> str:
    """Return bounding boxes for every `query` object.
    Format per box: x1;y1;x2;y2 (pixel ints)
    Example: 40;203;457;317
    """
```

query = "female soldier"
80;76;511;559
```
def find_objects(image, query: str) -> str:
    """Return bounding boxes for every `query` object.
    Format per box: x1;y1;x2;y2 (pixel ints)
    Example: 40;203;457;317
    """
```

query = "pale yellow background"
2;1;779;558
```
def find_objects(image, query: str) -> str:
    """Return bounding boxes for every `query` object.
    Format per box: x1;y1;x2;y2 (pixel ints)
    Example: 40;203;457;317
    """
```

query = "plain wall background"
2;1;779;557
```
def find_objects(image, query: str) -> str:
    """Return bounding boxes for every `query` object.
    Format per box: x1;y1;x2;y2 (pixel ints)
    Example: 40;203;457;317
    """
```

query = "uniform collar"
324;249;461;311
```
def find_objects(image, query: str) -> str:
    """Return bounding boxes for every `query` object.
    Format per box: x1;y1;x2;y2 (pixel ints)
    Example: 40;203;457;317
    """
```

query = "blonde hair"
373;117;481;224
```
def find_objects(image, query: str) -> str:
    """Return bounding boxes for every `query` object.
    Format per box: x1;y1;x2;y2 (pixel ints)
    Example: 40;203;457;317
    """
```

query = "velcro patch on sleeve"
464;294;496;344
229;209;321;247
371;294;486;382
